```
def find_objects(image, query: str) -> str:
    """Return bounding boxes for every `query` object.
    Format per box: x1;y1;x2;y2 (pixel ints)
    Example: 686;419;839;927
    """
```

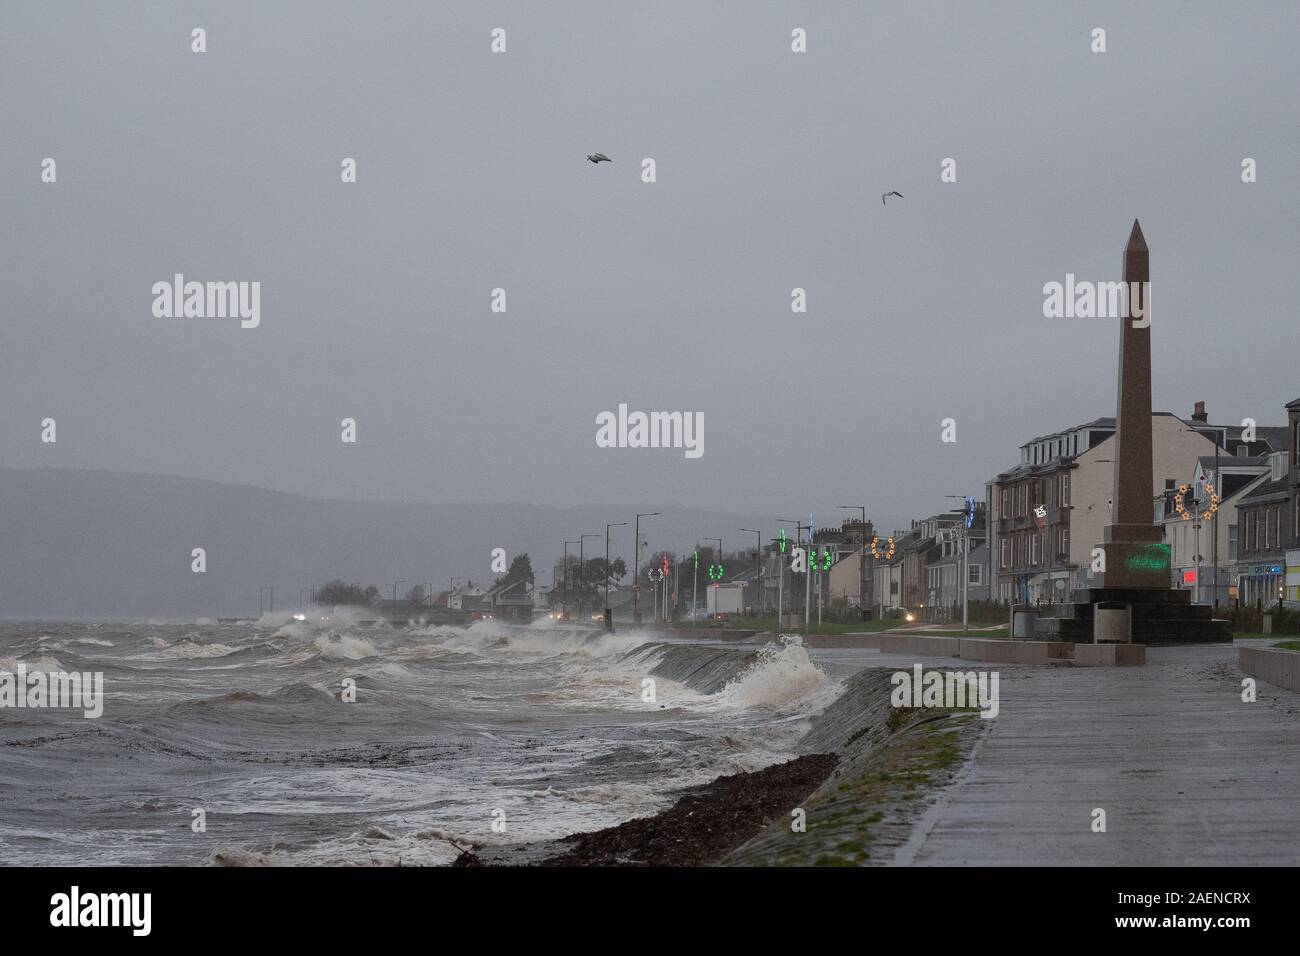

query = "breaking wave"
314;635;379;660
622;640;841;715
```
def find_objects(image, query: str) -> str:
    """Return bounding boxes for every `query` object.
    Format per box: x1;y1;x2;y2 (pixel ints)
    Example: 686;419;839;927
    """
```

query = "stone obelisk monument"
1101;220;1167;587
1035;220;1229;643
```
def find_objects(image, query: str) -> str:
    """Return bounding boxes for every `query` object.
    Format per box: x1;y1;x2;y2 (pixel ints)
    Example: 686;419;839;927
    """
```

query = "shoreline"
455;753;839;867
455;667;989;867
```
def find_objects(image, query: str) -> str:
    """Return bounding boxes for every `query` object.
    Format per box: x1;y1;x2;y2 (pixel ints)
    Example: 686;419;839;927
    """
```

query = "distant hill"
0;468;903;619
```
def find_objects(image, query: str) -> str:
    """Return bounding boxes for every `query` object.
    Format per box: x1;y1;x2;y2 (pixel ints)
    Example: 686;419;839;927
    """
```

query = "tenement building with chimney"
1233;397;1300;608
987;410;1226;605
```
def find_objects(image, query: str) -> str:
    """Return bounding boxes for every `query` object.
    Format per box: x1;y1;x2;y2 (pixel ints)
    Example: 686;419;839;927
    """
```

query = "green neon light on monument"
1126;544;1171;573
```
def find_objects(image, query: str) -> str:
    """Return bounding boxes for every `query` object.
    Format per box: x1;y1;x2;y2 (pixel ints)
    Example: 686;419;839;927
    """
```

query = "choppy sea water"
0;615;841;865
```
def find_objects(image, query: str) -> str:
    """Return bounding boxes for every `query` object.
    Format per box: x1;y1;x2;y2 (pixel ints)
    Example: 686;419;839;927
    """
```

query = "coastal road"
851;642;1300;865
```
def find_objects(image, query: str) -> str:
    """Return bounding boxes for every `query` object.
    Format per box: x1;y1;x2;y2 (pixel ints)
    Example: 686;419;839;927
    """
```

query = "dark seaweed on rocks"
536;753;838;867
451;753;839;867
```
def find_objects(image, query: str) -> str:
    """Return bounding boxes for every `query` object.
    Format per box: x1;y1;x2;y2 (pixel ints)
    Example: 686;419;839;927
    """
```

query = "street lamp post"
781;519;813;635
944;495;985;636
391;580;406;622
1212;444;1220;607
579;533;599;622
604;521;628;631
633;512;661;624
1185;491;1205;605
673;551;682;623
740;528;762;615
772;524;787;630
943;496;969;633
692;541;700;627
705;537;722;620
563;540;578;621
777;518;808;633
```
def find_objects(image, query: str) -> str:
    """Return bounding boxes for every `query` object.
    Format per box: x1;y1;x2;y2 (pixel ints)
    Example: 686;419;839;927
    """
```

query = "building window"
1061;527;1070;558
1246;511;1254;551
1229;526;1238;561
1031;534;1041;565
969;563;982;586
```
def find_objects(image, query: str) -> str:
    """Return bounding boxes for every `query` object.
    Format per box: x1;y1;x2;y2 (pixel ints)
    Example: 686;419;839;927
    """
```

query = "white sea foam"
712;640;841;714
314;634;378;660
427;619;653;661
0;654;66;673
135;640;241;661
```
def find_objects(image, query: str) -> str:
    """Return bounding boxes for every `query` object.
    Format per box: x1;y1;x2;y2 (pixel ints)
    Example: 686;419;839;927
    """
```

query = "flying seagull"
587;153;612;164
882;190;903;205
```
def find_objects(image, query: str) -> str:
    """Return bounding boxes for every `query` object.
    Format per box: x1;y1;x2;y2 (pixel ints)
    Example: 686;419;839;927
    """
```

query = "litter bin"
1010;604;1039;640
1094;602;1132;644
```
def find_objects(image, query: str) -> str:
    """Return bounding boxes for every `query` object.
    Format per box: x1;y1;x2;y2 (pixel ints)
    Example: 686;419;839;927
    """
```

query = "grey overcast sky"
3;1;1297;523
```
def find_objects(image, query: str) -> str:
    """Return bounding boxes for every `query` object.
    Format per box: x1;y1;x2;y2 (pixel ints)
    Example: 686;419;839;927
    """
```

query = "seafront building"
1233;397;1300;608
985;404;1279;606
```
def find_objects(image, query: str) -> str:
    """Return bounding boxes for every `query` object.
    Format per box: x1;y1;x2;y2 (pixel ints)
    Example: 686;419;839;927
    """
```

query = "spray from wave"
314;635;379;660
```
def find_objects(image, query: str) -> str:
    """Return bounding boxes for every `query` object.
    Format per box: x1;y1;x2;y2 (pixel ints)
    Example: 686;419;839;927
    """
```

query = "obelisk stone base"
1099;536;1171;590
